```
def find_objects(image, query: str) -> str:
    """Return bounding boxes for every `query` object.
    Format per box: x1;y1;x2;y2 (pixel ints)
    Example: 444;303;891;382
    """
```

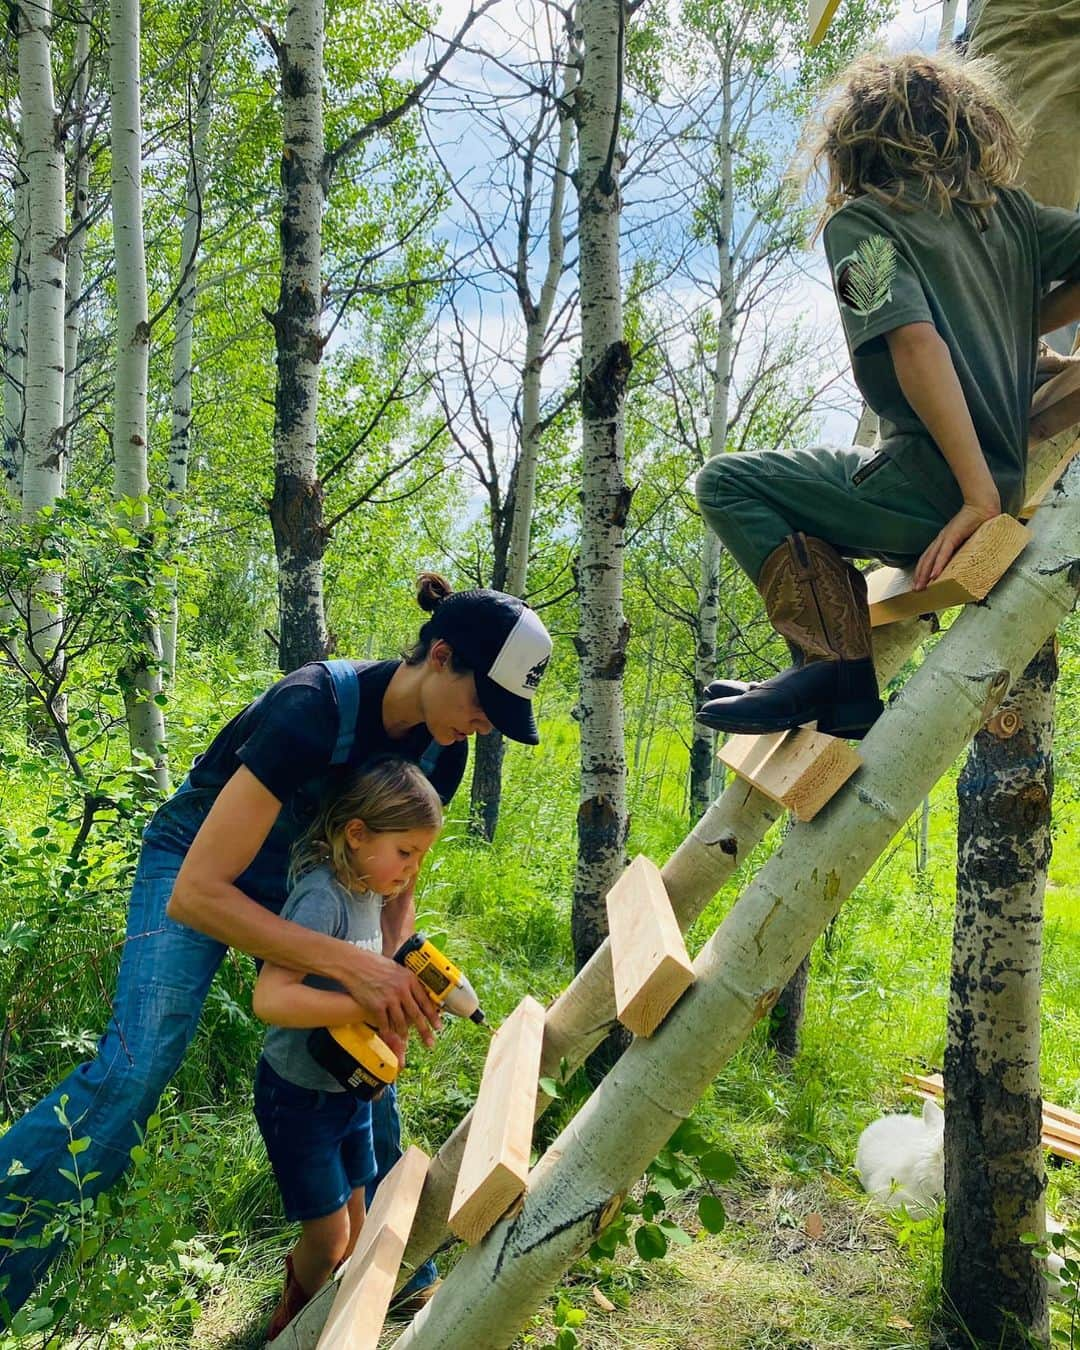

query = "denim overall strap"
320;660;360;766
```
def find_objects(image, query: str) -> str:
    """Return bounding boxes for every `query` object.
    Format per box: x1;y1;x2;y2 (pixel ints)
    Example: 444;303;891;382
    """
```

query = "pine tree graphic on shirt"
836;235;897;317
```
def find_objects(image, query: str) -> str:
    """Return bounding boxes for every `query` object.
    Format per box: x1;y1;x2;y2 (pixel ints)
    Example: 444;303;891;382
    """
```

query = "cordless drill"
307;933;484;1098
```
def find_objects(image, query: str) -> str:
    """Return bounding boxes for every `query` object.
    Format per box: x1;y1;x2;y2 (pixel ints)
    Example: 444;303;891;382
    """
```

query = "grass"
1;667;1078;1347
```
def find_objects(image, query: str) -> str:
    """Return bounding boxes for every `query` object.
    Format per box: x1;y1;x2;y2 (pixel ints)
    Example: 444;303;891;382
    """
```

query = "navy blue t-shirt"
147;659;466;911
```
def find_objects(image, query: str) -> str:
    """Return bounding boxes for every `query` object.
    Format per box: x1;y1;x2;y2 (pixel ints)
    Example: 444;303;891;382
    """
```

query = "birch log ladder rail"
808;0;843;46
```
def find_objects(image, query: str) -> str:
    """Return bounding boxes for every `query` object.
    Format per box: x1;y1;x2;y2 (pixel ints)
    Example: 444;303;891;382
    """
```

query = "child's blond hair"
804;49;1025;234
290;757;443;893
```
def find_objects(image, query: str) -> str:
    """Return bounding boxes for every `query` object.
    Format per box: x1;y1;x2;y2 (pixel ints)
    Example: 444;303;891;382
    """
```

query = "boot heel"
817;697;883;740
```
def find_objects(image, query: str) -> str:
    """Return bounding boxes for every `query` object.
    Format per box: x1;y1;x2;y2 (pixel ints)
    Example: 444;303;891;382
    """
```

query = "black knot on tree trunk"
583;340;632;421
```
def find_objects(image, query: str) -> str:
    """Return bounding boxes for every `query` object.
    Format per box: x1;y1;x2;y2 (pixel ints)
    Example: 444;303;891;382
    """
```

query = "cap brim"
475;671;540;745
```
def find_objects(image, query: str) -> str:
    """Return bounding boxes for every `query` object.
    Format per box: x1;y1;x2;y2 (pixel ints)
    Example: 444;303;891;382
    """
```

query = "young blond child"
696;50;1080;738
252;757;442;1339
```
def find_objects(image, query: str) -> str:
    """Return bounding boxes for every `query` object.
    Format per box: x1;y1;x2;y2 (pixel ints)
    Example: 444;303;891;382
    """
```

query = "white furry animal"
855;1099;944;1215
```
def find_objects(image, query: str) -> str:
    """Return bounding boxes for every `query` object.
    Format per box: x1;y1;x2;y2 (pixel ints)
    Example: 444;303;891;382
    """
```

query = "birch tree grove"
110;0;168;787
386;460;1080;1350
17;0;68;736
572;0;633;971
61;0;92;489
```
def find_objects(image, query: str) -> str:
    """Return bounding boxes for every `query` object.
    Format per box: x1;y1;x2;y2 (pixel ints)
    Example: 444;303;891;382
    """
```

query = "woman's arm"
252;962;368;1029
167;766;439;1044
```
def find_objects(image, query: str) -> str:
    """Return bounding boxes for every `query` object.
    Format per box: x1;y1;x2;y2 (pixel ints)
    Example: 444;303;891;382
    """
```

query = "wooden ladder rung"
606;854;695;1039
718;725;862;822
448;995;545;1246
867;514;1030;628
317;1145;429;1350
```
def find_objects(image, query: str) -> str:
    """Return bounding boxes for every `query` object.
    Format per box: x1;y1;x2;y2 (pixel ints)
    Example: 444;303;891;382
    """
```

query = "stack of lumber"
904;1072;1080;1163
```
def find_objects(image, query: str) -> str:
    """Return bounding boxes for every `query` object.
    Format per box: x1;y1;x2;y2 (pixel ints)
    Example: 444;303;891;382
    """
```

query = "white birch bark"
2;157;29;508
387;459;1080;1350
269;0;329;672
110;0;168;788
61;0;92;493
18;0;68;729
571;0;631;970
690;48;735;819
163;2;216;679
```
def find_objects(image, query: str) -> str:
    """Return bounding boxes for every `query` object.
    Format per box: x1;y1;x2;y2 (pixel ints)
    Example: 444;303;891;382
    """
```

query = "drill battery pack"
307;1023;399;1099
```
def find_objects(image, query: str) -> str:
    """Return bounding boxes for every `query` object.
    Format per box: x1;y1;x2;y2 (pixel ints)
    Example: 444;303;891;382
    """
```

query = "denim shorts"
254;1058;377;1222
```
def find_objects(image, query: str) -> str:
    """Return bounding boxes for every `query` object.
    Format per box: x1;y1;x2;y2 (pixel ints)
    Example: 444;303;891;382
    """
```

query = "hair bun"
416;571;453;614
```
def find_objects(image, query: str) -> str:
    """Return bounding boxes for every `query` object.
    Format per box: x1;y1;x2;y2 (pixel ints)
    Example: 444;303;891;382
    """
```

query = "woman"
0;573;552;1320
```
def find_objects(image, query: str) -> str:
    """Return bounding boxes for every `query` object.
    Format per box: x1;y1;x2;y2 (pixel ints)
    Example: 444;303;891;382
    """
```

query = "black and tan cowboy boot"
696;533;882;738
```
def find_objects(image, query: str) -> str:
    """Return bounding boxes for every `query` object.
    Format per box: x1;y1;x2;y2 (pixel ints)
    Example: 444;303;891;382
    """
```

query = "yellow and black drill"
307;933;484;1099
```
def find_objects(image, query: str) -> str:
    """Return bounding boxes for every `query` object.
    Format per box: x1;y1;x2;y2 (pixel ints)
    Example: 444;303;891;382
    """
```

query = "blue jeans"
0;784;434;1319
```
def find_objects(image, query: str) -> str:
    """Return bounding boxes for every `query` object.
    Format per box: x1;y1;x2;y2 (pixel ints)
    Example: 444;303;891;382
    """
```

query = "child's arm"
884;321;1000;590
252;962;369;1029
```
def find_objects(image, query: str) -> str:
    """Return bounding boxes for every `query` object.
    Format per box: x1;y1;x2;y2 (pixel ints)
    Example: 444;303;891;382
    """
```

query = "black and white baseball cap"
424;590;552;744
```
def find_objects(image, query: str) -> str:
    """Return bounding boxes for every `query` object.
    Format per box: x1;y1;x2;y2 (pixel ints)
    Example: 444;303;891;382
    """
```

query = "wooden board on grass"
606;854;695;1038
903;1073;1080;1164
448;995;545;1246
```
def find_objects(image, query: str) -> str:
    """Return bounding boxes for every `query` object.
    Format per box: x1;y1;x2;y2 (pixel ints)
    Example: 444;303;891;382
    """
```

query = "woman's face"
345;822;439;897
421;641;494;745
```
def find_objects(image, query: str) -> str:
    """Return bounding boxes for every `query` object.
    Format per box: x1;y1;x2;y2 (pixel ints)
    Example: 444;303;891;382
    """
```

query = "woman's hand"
338;947;442;1048
913;501;1000;591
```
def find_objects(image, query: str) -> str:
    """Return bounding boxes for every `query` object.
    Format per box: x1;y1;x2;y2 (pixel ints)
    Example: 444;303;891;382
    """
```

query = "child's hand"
913;501;1000;591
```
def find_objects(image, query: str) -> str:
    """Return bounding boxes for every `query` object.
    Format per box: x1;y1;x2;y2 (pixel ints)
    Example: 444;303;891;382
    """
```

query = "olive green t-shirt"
823;187;1080;515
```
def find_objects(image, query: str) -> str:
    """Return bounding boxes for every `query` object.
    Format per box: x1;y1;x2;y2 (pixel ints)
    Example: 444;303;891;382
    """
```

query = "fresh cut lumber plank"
317;1145;429;1350
718;725;862;822
448;995;545;1245
867;514;1030;627
606;854;695;1038
903;1073;1080;1162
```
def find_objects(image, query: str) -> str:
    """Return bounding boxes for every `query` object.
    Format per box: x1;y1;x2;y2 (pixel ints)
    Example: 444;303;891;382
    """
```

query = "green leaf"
11;1303;56;1335
698;1195;726;1233
67;1136;91;1156
634;1223;668;1261
538;1077;561;1099
659;1220;693;1247
699;1149;737;1182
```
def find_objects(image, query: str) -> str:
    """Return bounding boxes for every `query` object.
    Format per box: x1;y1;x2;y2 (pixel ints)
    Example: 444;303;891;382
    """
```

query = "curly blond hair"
803;49;1026;234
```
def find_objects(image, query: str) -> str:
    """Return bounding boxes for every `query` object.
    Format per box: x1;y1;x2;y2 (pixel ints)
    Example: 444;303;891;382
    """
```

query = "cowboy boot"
696;533;882;738
266;1253;314;1342
703;641;804;701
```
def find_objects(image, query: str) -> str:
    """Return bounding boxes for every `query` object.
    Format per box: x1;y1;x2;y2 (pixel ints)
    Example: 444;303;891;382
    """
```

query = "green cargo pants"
694;447;949;584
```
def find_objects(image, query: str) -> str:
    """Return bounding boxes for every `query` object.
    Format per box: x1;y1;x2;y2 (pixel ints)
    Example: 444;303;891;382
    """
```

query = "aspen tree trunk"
939;644;1054;1349
938;9;1077;1340
2;158;28;508
110;0;168;788
690;50;735;821
61;0;91;490
470;42;578;840
269;0;329;672
18;0;68;737
387;465;1080;1350
571;0;632;971
163;3;216;680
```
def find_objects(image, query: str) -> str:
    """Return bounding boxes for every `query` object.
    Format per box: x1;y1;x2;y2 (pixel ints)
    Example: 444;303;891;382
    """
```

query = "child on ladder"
695;49;1080;739
252;757;443;1340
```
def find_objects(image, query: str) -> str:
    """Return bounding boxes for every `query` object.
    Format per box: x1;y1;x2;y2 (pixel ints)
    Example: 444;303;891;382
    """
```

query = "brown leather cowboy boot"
696;533;882;738
266;1253;314;1342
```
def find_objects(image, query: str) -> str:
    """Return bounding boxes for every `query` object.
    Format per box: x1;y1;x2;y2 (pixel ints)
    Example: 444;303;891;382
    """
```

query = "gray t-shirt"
261;864;384;1092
